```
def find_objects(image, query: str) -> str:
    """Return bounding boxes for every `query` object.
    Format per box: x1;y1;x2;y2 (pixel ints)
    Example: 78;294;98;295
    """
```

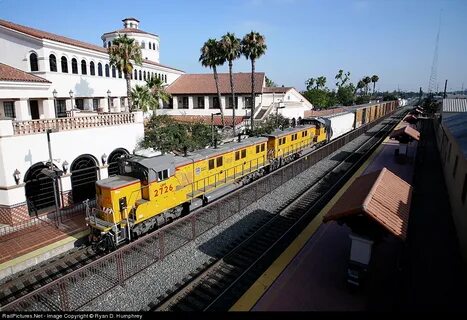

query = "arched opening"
105;64;110;77
134;69;138;80
139;70;142;80
71;58;78;74
30;52;38;71
81;60;87;75
49;54;57;72
112;66;116;78
107;148;130;177
143;71;146;80
24;162;57;216
97;62;102;76
71;155;98;203
61;56;68;73
90;61;95;75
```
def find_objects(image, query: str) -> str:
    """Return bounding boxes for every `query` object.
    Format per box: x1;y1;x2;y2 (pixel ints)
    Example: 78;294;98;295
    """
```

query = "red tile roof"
170;115;246;127
263;86;292;94
0;63;51;83
390;125;420;141
166;73;265;95
0;19;182;73
323;168;412;240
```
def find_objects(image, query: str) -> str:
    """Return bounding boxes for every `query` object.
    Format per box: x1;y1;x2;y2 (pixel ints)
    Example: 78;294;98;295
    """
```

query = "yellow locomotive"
87;123;327;251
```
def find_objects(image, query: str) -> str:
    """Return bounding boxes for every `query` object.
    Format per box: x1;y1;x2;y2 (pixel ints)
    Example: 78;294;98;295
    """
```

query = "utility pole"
428;10;442;95
443;79;448;98
46;129;62;227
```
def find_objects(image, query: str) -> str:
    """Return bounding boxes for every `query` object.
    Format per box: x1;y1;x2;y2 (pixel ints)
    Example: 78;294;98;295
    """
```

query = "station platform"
0;213;88;280
232;118;467;311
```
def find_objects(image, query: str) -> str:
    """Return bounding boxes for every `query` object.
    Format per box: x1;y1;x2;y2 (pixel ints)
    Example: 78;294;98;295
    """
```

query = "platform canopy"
389;125;420;143
323;168;412;240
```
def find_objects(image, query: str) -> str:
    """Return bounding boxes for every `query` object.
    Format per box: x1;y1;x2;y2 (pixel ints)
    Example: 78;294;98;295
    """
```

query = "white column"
237;95;244;110
66;98;73;111
173;96;178;110
14;99;31;121
204;96;209;110
99;167;108;180
100;98;108;113
113;97;121;113
85;98;94;111
42;99;56;119
188;96;194;110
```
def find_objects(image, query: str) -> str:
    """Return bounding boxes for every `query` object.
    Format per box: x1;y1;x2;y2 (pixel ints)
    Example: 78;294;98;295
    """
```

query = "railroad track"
151;109;408;311
0;245;104;308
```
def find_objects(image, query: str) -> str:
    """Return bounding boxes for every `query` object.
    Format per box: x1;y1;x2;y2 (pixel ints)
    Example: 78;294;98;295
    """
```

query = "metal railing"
2;107;401;311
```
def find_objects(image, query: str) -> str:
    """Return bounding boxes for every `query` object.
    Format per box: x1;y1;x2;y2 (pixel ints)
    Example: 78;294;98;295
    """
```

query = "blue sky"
1;0;466;92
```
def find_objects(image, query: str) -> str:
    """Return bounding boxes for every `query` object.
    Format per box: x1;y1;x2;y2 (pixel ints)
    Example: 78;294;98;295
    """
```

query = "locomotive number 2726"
154;184;174;197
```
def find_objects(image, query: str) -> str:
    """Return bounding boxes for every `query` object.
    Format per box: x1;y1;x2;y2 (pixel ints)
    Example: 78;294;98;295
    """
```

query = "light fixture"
52;89;58;98
13;169;21;185
62;160;69;174
107;89;111;97
102;153;108;165
69;90;74;98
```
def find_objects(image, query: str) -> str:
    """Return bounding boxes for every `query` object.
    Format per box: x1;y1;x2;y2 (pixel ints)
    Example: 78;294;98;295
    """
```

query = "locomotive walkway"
232;118;467;311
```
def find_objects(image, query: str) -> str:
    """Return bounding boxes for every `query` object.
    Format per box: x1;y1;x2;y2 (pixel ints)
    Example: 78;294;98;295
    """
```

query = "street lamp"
69;90;74;117
62;160;69;174
211;112;221;147
107;89;112;112
52;89;58;118
13;169;21;185
276;101;286;128
101;153;108;165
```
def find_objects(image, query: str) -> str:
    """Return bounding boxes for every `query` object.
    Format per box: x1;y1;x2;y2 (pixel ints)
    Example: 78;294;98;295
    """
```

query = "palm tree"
220;33;241;136
241;31;267;131
355;80;365;94
306;78;315;91
146;77;171;116
199;39;226;127
108;34;143;112
362;76;371;95
316;76;327;89
371;75;379;95
131;85;151;112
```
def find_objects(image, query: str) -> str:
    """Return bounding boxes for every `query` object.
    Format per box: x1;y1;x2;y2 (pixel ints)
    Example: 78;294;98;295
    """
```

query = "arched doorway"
71;155;98;203
24;162;57;216
107;148;129;177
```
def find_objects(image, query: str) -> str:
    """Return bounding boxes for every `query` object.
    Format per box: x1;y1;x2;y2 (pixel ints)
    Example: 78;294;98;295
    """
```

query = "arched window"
105;64;110;77
49;54;57;72
164;74;167;83
108;41;111;48
118;69;122;78
143;71;146;80
139;70;142;80
97;63;103;76
61;56;68;73
107;148;130;176
25;163;57;215
71;58;78;74
149;42;152;50
134;69;138;80
141;41;145;49
30;53;38;71
90;61;95;75
81;60;87;75
112;66;116;78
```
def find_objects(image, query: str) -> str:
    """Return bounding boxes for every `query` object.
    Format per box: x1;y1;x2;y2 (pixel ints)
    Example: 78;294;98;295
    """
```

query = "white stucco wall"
0;121;144;205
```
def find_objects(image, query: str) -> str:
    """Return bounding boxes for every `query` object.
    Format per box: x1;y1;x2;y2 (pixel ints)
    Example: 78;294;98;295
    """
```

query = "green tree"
146;77;171;116
220;32;241;135
362;76;371;95
108;34;142;111
131;85;151;111
335;69;351;88
355;80;366;94
305;78;316;91
200;39;226;126
265;76;277;87
241;31;267;131
336;84;355;106
316;76;327;89
371;74;379;95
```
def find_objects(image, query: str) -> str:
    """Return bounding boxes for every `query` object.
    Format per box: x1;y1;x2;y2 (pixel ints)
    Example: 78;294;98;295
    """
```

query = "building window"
163;98;173;109
453;156;459;177
197;97;205;109
49;54;57;72
212;97;220;109
93;98;99;111
90;61;95;76
3;101;15;118
181;97;188;109
30;53;38;71
97;63;103;76
139;70;142;80
164;74;167;83
61;56;68;73
462;174;467;204
143;71;146;80
149;42;152;49
245;97;253;109
108;41;111;48
56;99;66;117
141;41;145;49
134;69;138;80
228;97;238;109
75;98;84;110
112;66;116;78
105;64;110;77
71;58;78;74
81;60;87;75
118;69;122;78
